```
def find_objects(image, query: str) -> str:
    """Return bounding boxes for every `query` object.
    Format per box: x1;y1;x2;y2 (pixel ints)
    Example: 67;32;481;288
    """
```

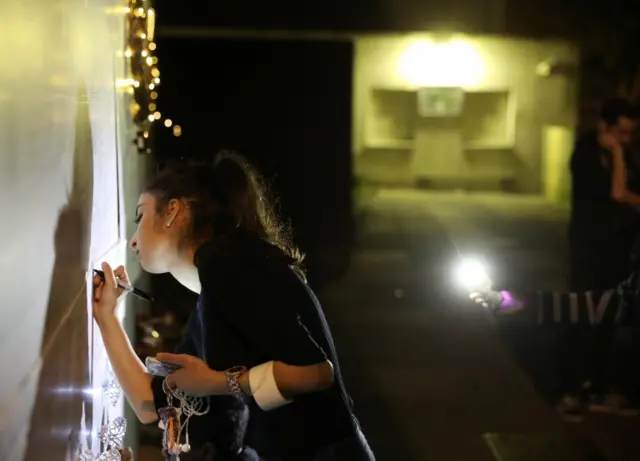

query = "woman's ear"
164;198;181;228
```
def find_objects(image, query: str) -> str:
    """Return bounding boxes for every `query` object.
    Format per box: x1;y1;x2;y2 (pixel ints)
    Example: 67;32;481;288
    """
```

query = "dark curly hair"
144;152;304;269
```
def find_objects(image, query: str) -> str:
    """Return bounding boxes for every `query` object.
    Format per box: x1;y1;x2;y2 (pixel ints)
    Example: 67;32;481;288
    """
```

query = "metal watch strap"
225;366;247;396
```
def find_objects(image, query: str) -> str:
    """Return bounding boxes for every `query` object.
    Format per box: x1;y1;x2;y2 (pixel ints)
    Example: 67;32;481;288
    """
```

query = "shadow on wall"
24;85;95;460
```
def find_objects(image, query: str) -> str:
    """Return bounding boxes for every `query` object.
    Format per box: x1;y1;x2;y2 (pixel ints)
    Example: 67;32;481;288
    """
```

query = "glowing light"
124;2;181;155
52;386;101;397
115;78;135;88
453;258;490;290
398;38;485;87
105;6;130;14
147;9;156;41
536;61;551;77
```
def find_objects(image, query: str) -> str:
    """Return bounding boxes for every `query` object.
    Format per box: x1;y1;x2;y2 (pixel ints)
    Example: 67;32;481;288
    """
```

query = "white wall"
353;34;579;193
0;0;150;459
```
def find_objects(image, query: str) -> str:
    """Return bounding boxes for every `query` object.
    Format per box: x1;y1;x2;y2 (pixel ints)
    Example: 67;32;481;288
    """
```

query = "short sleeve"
150;314;200;414
198;248;328;367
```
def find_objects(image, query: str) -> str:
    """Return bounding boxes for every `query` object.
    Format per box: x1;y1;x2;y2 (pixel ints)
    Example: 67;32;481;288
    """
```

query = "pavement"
320;189;640;461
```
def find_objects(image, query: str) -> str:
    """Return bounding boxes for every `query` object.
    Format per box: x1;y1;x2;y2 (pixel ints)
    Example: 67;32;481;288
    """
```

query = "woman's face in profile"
130;193;175;274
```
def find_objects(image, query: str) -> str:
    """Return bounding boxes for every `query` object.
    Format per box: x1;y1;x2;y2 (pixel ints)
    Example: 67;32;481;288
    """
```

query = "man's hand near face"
598;130;623;155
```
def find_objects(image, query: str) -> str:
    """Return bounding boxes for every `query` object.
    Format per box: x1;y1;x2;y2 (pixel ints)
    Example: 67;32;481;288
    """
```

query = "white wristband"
249;361;292;411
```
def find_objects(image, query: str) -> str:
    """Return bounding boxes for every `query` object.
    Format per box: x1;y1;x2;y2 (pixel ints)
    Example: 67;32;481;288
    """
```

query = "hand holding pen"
92;263;153;322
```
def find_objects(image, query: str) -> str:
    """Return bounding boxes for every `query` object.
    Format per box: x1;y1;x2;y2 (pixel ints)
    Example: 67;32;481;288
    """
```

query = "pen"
93;269;154;302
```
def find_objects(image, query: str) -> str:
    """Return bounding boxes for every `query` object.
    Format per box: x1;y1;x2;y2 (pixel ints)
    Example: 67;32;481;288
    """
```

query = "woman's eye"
134;215;142;224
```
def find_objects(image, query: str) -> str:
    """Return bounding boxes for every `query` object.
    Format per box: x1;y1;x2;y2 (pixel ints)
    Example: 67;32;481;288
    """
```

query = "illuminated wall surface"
0;0;148;459
353;34;579;194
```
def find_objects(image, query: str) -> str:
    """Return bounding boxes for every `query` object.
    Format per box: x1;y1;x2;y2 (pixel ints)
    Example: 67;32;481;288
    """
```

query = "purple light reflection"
499;290;517;308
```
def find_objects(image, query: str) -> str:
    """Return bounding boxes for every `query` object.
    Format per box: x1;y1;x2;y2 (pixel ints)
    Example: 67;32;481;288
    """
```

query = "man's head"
599;98;638;147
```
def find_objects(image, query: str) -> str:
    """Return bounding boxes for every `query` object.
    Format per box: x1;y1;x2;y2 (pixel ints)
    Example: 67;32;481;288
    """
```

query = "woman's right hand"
93;262;129;323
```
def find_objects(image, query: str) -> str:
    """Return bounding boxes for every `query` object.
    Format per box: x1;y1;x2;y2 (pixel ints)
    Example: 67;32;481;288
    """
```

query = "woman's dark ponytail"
145;151;304;269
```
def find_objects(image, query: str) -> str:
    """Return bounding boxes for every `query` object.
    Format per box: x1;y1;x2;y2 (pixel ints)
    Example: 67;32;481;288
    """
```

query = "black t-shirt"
569;131;615;239
568;131;640;287
569;132;638;246
152;231;357;460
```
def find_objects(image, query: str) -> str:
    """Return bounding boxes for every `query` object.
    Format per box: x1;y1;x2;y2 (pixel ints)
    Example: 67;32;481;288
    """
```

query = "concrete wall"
0;0;150;459
353;34;578;194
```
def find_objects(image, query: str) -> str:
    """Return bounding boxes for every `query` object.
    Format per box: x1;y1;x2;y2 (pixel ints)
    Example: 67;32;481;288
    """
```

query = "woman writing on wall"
93;152;374;460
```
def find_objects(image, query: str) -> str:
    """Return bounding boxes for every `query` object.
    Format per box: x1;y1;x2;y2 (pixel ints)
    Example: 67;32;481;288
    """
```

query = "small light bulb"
150;91;158;100
146;56;153;66
141;50;148;57
148;114;154;122
148;103;156;111
154;77;160;84
124;48;133;58
149;42;157;51
164;119;172;127
149;83;155;90
153;111;161;120
143;131;149;138
173;125;182;137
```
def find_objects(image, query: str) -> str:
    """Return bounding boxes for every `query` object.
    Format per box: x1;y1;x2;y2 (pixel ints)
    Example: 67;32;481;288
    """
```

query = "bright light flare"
453;258;490;290
398;38;485;87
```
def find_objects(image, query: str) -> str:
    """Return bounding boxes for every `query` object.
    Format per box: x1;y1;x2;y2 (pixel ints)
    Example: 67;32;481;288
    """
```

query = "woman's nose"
129;236;137;251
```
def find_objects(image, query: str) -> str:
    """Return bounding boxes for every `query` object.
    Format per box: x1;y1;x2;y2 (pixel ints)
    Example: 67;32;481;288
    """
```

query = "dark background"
151;0;640;283
154;36;355;281
135;2;640;459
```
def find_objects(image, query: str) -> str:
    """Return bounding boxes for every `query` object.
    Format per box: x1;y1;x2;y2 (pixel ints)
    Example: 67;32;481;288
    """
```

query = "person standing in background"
559;98;640;421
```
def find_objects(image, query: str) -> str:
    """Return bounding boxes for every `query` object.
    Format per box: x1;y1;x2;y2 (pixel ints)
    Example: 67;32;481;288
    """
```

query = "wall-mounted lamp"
536;60;576;77
398;38;485;87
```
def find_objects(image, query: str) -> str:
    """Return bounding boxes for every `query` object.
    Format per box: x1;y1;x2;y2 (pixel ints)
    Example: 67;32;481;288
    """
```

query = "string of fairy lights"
117;0;182;154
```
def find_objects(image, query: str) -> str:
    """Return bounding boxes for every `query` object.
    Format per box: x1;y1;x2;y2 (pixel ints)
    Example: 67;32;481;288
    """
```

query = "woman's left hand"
157;353;221;397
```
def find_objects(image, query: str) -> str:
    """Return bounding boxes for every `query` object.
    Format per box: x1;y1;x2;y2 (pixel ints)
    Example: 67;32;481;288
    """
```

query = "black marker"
93;269;154;302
